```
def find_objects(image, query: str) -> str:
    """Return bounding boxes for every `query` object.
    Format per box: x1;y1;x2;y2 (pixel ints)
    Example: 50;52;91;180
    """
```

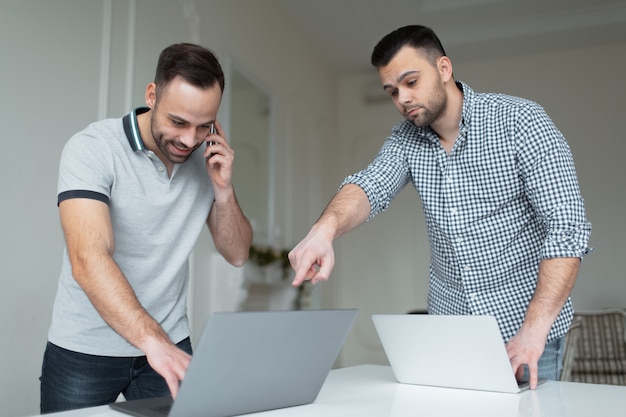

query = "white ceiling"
278;0;626;75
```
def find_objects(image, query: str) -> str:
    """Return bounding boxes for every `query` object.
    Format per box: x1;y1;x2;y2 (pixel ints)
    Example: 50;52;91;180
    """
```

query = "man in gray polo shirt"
40;43;253;414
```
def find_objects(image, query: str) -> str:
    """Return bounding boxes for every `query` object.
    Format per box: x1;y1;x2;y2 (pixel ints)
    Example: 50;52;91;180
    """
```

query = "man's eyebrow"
168;114;215;126
383;70;420;90
168;113;189;124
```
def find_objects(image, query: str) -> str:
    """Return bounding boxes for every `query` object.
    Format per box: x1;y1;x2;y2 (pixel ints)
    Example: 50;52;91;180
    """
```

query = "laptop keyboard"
149;404;172;415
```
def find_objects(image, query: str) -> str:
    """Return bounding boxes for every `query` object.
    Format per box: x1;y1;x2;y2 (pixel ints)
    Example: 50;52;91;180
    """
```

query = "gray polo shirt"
49;107;214;356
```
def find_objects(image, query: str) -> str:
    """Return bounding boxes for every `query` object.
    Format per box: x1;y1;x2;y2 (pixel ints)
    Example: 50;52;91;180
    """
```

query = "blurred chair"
567;309;626;385
560;315;583;381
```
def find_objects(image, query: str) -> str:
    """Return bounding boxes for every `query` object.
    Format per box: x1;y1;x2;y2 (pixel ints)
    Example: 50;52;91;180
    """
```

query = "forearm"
521;257;580;339
73;253;191;398
208;187;253;266
312;184;371;240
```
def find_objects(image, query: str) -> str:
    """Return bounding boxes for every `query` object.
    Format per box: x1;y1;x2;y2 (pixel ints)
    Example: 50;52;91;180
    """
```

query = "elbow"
67;245;113;286
233;241;252;267
220;240;252;267
69;256;91;286
230;256;248;268
225;250;249;267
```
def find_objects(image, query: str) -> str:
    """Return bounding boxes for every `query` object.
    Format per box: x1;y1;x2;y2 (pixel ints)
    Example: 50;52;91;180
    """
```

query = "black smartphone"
207;123;217;156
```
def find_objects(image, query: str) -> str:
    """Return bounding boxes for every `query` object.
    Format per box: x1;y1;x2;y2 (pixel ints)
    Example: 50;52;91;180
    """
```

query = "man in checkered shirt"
289;25;591;389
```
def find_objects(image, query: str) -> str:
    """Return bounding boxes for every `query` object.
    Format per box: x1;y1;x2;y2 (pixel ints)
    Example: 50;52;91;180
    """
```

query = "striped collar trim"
122;107;150;152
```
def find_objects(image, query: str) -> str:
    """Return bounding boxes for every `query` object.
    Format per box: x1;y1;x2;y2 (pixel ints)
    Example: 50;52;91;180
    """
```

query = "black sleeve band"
57;190;110;206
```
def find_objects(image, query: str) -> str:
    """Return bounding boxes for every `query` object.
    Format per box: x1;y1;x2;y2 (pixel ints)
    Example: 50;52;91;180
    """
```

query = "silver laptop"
372;314;543;393
110;309;357;417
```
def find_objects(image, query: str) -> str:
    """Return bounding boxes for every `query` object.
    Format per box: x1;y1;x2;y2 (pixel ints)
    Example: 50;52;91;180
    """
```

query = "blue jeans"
40;338;192;414
519;336;565;381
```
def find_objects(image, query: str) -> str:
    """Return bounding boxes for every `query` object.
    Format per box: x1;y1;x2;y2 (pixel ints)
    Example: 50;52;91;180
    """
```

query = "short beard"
409;106;441;128
408;81;447;128
149;108;196;164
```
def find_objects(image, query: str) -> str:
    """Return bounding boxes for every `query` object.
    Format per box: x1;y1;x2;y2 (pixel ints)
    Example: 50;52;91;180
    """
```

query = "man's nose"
397;88;413;104
179;128;203;147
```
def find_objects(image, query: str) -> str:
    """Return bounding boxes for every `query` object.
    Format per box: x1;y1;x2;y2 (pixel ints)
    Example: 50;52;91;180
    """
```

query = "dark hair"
154;43;225;98
371;25;447;68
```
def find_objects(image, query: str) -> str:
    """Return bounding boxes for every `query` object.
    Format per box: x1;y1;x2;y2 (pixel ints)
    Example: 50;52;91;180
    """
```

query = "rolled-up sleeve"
516;103;592;259
542;201;592;258
340;132;412;221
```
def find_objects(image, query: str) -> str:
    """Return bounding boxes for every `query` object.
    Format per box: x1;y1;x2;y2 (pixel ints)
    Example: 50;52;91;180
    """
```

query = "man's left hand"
505;327;547;389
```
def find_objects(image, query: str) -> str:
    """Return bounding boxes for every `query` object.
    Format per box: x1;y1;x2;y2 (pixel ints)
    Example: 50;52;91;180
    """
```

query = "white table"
39;364;626;417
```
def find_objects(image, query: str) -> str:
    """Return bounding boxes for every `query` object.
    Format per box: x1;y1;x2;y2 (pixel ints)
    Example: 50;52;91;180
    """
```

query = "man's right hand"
142;336;192;399
289;184;371;287
289;225;336;287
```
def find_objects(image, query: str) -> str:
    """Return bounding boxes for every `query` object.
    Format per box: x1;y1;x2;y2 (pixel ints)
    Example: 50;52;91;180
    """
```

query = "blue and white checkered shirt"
342;81;591;343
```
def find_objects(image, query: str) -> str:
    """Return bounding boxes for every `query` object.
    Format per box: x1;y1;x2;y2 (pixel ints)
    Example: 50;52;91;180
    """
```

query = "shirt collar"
456;81;474;131
122;107;150;152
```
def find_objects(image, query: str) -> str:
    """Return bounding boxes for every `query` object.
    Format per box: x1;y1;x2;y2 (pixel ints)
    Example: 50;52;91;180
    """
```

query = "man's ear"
438;56;454;82
145;83;157;108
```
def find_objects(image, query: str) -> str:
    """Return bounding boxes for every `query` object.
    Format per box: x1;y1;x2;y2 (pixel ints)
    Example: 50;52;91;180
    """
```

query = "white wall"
1;2;111;415
327;42;626;366
2;1;625;416
0;1;334;416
